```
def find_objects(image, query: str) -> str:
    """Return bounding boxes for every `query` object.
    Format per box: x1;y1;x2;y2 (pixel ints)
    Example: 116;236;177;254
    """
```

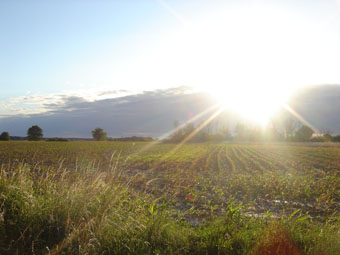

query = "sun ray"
148;106;225;171
129;103;222;158
155;0;189;26
283;104;319;133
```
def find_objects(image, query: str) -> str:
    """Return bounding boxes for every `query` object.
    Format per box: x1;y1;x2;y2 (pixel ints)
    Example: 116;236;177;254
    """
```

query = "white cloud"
0;89;134;117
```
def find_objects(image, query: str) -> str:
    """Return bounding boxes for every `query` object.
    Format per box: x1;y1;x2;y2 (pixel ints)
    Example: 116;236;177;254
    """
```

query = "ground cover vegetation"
0;141;339;254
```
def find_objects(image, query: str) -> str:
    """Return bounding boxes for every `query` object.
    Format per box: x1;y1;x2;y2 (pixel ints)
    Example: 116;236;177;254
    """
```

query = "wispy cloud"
0;89;133;117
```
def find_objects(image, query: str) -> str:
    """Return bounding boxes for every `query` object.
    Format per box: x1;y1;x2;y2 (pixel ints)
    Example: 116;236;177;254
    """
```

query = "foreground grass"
1;161;339;255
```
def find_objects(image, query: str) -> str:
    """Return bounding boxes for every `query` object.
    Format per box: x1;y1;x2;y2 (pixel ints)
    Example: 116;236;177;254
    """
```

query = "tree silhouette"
284;118;299;141
295;125;314;141
92;128;107;141
27;125;43;141
0;132;10;141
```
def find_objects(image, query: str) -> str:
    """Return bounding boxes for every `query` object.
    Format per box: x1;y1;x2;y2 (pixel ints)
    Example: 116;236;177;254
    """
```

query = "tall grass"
0;159;339;254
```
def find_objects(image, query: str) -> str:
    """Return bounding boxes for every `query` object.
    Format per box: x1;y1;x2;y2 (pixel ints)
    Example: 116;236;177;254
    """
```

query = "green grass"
0;141;340;254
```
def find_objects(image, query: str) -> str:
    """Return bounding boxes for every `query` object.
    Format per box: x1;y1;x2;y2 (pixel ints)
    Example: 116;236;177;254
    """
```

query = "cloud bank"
0;87;213;138
288;84;340;133
1;85;340;138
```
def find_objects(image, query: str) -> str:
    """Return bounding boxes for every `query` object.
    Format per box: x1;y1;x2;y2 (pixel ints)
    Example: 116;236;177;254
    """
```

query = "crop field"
0;141;340;254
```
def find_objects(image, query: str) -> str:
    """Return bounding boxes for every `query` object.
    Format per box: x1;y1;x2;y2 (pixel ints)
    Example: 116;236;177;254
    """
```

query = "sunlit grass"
0;141;340;254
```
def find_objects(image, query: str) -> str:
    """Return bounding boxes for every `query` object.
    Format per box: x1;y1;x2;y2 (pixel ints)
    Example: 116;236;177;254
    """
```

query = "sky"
1;85;340;138
1;0;340;136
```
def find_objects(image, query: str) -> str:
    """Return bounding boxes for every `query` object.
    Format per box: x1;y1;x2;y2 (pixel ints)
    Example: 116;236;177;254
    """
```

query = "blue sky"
1;0;219;97
1;0;340;120
0;1;170;96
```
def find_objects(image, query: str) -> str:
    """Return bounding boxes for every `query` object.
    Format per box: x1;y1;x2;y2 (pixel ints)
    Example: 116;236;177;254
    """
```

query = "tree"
92;127;107;141
284;118;297;141
295;125;314;142
168;123;196;143
323;132;333;142
332;135;340;142
215;125;232;141
0;131;10;141
265;120;284;141
27;125;43;141
170;120;184;143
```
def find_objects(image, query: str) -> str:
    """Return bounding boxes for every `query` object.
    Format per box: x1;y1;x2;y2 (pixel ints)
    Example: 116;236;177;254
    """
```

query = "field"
0;141;340;254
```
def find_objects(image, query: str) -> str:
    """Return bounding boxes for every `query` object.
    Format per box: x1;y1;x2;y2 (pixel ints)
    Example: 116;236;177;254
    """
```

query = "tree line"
0;125;44;141
91;127;153;141
164;117;334;143
0;121;339;143
0;126;107;141
0;126;152;142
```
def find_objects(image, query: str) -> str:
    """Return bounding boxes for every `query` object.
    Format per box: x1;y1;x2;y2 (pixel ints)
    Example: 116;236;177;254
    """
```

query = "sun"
141;4;322;125
207;85;290;127
175;5;298;126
